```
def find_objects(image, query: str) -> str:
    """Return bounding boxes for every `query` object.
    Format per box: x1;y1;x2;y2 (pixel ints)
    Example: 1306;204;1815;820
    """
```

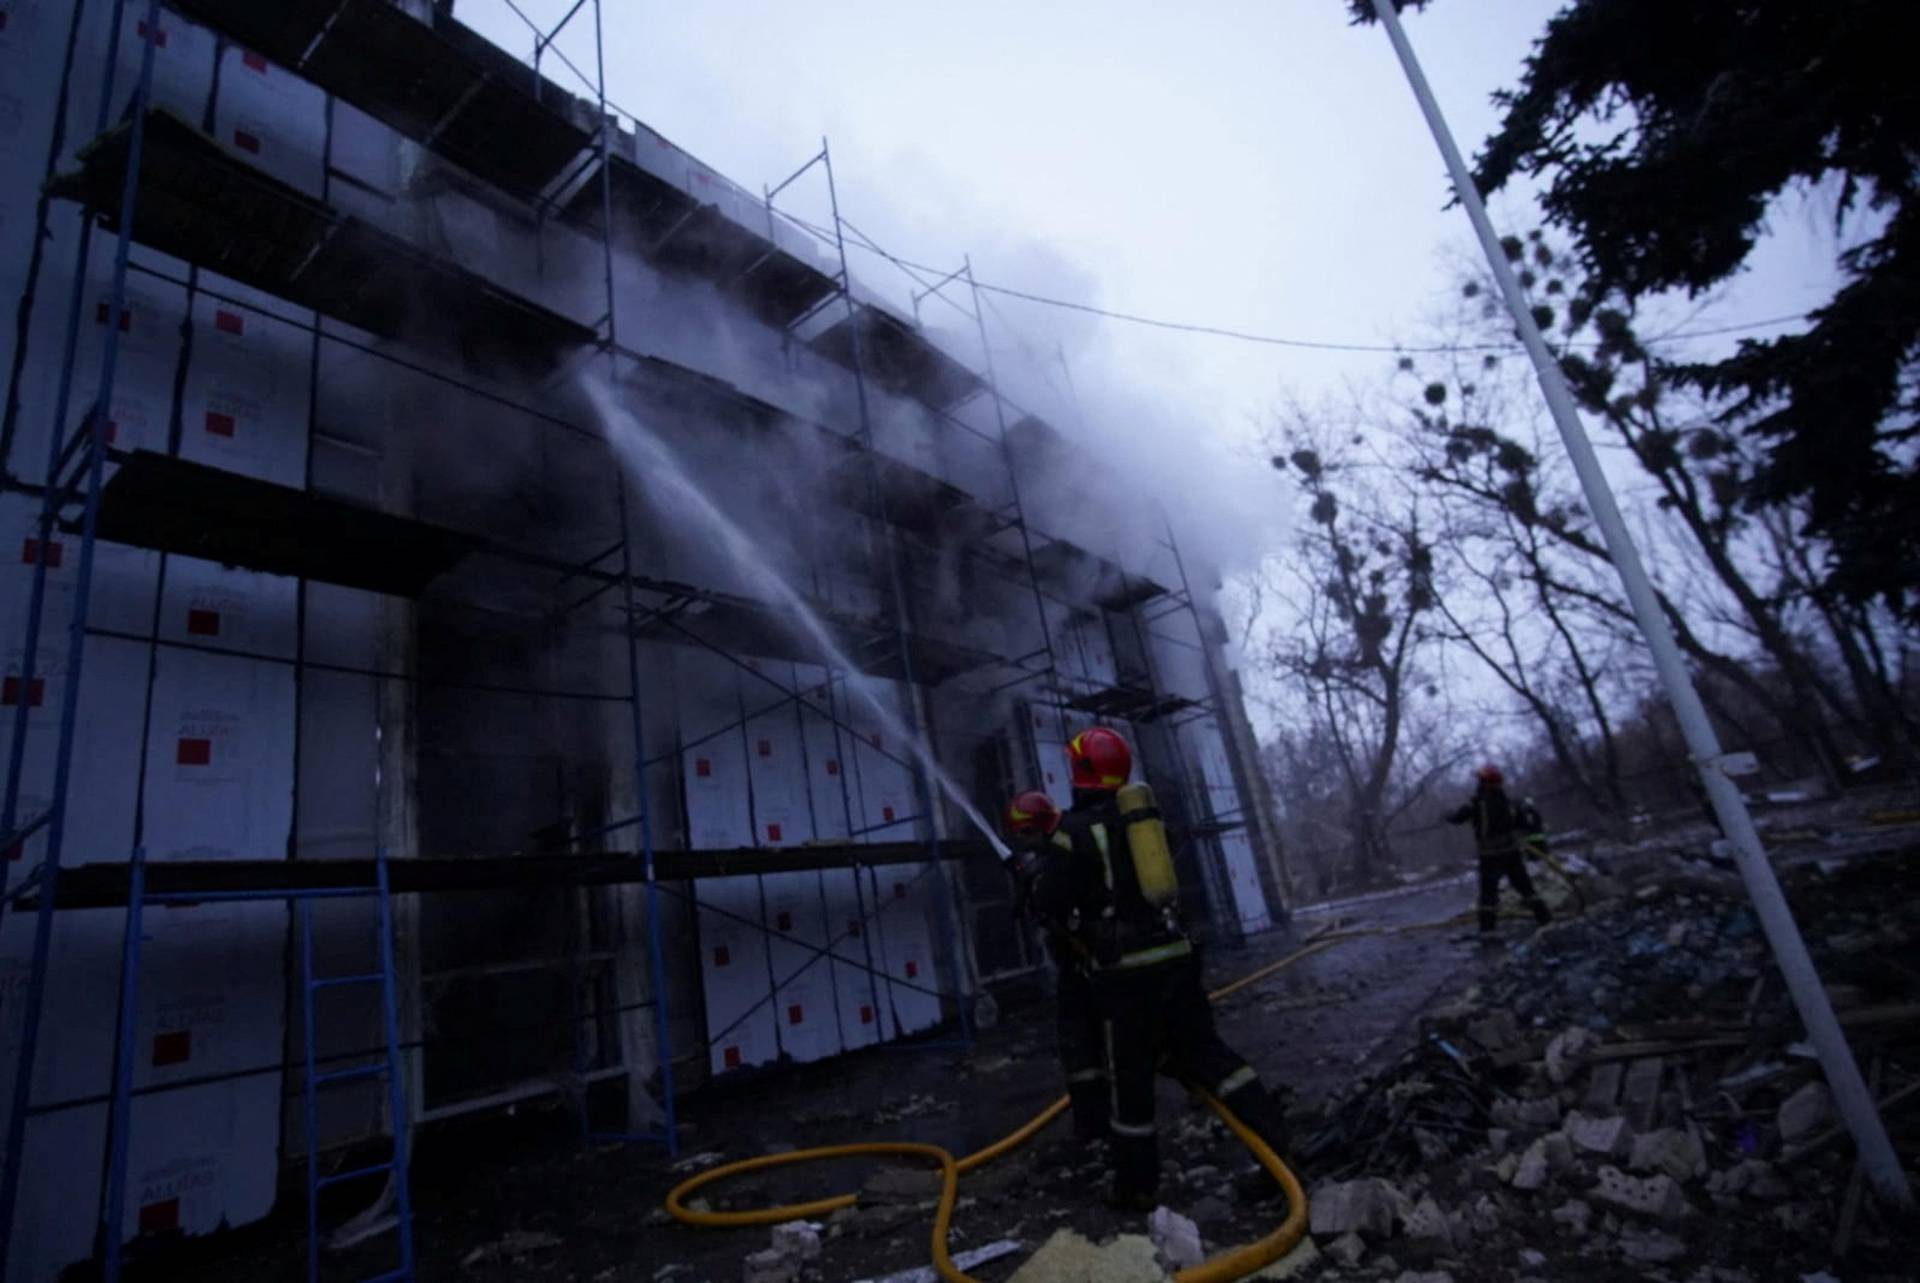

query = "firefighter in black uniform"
1447;765;1551;937
1029;727;1291;1211
1004;788;1108;1142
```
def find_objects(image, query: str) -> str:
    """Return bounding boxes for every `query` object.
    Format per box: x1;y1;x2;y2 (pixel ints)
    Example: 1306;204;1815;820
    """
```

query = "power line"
778;210;1813;357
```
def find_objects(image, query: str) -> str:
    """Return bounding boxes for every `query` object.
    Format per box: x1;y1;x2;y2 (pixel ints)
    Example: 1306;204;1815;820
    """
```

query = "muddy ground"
127;817;1920;1282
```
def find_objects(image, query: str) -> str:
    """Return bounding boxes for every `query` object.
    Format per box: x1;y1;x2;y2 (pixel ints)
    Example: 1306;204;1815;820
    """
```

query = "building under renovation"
0;2;1287;1276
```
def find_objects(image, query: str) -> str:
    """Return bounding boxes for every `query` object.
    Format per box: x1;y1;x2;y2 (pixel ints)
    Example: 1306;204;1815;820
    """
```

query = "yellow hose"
666;1091;1304;1283
665;935;1352;1281
664;886;1554;1278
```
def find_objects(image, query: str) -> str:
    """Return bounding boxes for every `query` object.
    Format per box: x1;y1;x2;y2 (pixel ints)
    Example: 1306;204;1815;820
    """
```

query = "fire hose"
664;869;1566;1280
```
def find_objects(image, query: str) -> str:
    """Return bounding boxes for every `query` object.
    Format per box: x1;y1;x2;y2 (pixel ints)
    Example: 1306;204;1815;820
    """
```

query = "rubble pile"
1290;853;1920;1280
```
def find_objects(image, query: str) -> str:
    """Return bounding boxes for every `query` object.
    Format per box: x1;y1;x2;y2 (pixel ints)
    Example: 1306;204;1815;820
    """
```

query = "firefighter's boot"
1104;1125;1160;1211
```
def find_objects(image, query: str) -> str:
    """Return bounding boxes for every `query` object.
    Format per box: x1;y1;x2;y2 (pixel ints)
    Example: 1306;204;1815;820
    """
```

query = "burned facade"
0;2;1286;1276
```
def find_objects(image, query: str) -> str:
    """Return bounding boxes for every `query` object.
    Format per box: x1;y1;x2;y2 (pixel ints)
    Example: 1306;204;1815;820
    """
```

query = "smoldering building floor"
129;822;1920;1283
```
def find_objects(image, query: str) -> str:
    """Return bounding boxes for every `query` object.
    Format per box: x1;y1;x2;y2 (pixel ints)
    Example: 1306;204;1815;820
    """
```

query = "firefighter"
1446;765;1551;937
1003;788;1108;1142
1029;727;1291;1211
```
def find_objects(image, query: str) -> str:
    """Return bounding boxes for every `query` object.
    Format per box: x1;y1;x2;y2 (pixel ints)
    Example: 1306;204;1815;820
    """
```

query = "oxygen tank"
1115;781;1178;908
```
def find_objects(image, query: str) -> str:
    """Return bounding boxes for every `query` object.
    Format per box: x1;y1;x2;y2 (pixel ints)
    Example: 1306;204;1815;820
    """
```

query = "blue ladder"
298;856;417;1283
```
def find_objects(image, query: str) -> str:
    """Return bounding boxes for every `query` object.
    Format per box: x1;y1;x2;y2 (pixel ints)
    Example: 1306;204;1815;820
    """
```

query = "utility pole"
1370;0;1913;1208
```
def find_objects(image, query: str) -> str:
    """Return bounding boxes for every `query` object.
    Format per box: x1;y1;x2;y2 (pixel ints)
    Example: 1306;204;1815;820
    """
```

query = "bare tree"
1400;230;1919;787
1256;407;1449;882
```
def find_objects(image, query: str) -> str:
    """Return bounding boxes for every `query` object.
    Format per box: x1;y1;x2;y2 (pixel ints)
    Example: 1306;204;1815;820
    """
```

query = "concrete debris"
1549;1198;1592;1235
1627;1128;1705;1181
1510;1138;1549;1191
1326;1231;1367;1268
741;1246;798;1283
1620;1057;1665;1130
1584;1062;1625;1111
1005;1229;1167;1283
1401;1194;1451;1242
1770;1202;1822;1233
1147;1207;1204;1271
458;1230;564;1268
1486;1126;1511;1153
1619;1228;1688;1264
1306;1177;1405;1239
1592;1164;1690;1221
1715;1159;1792;1201
1543;1028;1595;1084
769;1220;823;1262
1775;1081;1833;1143
1517;1248;1547;1267
1389;1272;1454;1283
871;1094;953;1124
1563;1112;1633;1159
1541;1132;1574;1173
1492;1152;1519;1184
671;1150;727;1174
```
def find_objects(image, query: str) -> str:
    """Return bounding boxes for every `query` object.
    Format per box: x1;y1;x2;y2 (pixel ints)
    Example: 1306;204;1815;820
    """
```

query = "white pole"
1370;0;1913;1208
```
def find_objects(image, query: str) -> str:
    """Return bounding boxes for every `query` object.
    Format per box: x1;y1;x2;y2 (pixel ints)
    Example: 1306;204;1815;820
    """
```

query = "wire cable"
775;210;1812;357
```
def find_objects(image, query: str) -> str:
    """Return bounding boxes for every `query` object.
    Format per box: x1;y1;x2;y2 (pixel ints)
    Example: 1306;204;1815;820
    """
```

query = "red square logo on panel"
138;1198;179;1234
756;739;771;757
694;758;711;778
204;410;237;438
860;1005;874;1025
905;960;919;979
825;759;839;776
774;911;792;932
2;677;46;708
766;824;782;843
722;1046;741;1069
137;21;167;48
186;609;220;637
176;738;212;766
152;1030;191;1067
95;302;131;330
234;129;261;154
882;806;895;823
869;732;883;749
243;50;268;73
213;309;244;336
712;945;730;967
22;538;65;568
787;1004;803;1026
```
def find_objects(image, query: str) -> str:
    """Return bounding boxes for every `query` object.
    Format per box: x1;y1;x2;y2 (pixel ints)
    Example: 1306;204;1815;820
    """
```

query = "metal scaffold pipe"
1369;0;1913;1209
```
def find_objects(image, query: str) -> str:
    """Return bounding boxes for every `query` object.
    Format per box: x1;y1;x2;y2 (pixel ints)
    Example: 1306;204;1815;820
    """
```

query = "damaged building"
0;2;1288;1276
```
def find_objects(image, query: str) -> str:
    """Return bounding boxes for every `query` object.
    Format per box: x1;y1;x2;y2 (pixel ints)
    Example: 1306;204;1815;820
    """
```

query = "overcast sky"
458;0;1845;564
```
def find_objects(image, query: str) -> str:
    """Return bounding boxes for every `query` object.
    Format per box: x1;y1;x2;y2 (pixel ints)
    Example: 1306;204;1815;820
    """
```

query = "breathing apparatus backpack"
1115;781;1178;910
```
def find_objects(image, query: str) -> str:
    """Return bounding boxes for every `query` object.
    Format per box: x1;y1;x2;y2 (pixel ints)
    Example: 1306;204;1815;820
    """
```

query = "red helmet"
1004;789;1061;838
1067;727;1133;792
1476;764;1504;786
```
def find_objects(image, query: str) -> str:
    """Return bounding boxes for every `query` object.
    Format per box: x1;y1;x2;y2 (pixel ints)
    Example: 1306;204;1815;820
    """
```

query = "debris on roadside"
1285;852;1920;1280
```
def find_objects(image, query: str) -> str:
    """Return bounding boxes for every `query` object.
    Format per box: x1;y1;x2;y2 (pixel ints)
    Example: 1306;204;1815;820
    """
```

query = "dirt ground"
118;816;1920;1283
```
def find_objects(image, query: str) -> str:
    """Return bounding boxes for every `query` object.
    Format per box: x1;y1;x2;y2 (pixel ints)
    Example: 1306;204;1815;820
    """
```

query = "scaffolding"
0;3;1280;1279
